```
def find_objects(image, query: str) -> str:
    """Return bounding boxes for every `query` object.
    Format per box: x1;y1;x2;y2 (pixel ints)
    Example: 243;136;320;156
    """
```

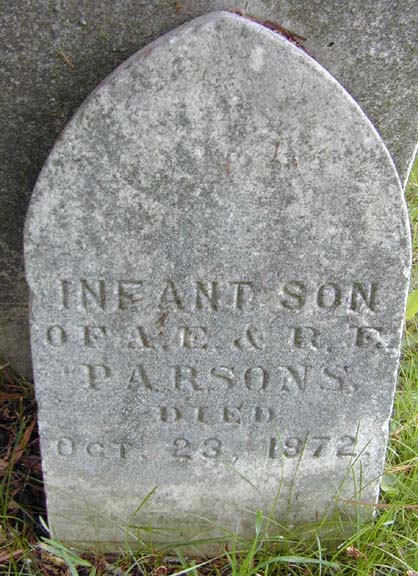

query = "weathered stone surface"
25;12;410;550
2;0;418;378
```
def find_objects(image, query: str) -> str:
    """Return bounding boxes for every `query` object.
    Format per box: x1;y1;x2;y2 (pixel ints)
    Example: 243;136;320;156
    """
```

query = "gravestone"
25;12;410;551
2;0;418;380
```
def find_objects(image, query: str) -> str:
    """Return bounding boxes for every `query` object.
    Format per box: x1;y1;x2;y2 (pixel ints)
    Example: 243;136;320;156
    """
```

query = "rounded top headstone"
25;11;409;284
25;11;410;550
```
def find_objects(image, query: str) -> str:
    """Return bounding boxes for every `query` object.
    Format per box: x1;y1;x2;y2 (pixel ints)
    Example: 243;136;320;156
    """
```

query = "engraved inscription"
234;325;264;350
118;281;143;310
172;437;223;460
48;275;389;467
355;326;385;349
57;436;74;456
80;279;106;310
280;281;306;310
56;278;380;314
47;325;67;347
292;326;320;350
53;433;361;464
127;326;155;350
83;325;107;347
195;281;219;311
181;326;208;349
77;361;359;394
336;435;357;457
83;364;112;389
55;437;131;459
350;282;378;312
128;365;157;391
230;281;254;310
317;283;342;309
269;435;358;459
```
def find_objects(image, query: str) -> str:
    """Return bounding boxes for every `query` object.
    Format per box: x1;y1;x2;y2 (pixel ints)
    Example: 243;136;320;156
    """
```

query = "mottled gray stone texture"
25;12;411;550
2;0;418;378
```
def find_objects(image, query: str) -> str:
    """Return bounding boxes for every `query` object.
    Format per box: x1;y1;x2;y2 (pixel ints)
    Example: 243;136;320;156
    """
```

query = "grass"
1;160;418;575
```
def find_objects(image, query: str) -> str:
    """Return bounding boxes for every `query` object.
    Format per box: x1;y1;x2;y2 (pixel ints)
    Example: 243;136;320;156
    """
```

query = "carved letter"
195;281;219;311
280;365;308;392
160;406;183;422
210;366;235;388
244;366;269;390
223;405;242;424
128;365;156;391
229;281;254;310
60;279;70;309
118;281;143;310
86;442;104;456
82;325;107;347
159;280;184;310
254;406;275;423
234;326;264;350
57;437;74;456
195;407;209;423
80;279;106;310
292;326;320;350
181;326;208;349
355;326;384;350
174;365;201;390
350;282;378;312
112;441;130;459
127;326;155;350
321;365;354;392
82;363;111;389
280;281;306;310
317;283;342;309
269;437;281;459
47;325;67;346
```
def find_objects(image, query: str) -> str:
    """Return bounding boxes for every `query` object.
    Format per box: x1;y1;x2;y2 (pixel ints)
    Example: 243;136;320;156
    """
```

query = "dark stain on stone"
228;9;307;51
